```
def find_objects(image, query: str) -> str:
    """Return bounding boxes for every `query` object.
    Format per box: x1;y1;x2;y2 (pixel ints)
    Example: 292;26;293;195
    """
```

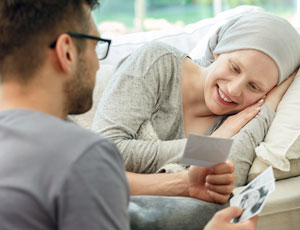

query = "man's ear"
54;34;76;75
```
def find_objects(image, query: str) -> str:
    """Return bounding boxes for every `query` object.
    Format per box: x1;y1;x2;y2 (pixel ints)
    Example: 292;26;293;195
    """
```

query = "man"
0;0;257;229
0;0;129;229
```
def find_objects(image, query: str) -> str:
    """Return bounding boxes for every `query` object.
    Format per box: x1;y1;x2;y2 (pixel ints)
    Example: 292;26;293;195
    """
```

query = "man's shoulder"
0;109;110;157
0;109;121;180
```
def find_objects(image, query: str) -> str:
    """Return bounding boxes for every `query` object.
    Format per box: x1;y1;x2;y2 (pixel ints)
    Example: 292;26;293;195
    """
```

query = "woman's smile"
216;85;236;106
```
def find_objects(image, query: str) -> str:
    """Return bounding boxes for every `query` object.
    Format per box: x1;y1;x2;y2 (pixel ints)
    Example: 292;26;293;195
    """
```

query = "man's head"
0;0;99;80
0;0;102;116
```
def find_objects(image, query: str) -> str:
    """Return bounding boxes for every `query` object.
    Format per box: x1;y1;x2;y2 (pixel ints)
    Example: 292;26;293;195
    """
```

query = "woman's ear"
53;34;75;75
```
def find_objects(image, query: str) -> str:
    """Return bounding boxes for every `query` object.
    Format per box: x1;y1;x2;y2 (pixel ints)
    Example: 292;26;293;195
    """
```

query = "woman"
93;11;300;187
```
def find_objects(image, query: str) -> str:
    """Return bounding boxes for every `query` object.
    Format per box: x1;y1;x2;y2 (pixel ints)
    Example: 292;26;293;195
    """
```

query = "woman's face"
204;49;279;115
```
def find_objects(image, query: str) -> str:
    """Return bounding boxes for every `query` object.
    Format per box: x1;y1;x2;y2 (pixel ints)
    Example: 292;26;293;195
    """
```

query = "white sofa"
72;6;300;230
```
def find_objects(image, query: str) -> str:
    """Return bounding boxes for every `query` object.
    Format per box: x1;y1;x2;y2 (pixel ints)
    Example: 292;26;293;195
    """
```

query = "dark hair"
0;0;99;82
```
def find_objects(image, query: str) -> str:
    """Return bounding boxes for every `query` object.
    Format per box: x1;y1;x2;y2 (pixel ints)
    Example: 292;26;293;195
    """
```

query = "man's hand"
187;161;236;203
204;206;258;230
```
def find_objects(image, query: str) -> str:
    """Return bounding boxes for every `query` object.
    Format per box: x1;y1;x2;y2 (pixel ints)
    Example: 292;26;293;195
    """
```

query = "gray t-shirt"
93;41;275;186
0;109;130;230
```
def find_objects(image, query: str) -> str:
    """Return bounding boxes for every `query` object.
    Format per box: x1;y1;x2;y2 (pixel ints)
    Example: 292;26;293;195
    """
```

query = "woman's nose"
227;78;243;98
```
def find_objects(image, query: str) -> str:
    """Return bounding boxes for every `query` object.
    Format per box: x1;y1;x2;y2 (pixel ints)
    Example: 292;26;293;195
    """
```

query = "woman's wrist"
126;170;190;197
161;171;190;197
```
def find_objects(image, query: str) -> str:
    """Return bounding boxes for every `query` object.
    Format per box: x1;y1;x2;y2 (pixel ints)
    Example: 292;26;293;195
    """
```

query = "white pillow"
255;68;300;171
100;18;214;66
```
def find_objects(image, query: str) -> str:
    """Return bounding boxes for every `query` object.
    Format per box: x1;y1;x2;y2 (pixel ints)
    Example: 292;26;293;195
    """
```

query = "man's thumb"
218;206;243;221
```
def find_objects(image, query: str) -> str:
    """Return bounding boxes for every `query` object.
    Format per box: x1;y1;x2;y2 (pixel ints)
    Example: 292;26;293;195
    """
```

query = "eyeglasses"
49;32;111;60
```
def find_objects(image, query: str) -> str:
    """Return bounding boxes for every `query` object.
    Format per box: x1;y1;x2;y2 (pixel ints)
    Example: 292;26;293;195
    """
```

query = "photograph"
240;166;274;194
231;181;273;223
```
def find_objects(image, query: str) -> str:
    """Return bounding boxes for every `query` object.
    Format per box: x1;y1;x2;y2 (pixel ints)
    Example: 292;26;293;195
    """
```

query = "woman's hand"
211;99;264;139
265;71;297;111
211;70;297;139
187;161;236;203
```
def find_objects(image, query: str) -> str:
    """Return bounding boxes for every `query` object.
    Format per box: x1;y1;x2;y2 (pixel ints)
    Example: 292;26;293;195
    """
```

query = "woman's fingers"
211;161;234;174
206;189;231;203
212;99;264;138
265;70;297;111
205;183;234;195
206;173;236;185
231;100;262;124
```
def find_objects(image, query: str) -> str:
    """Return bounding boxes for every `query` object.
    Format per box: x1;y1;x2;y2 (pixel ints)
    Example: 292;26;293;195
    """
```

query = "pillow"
255;68;300;172
100;17;214;66
248;157;300;183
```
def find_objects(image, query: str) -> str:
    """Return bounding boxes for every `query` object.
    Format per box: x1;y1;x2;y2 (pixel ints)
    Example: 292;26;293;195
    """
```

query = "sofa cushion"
257;175;300;230
248;157;300;183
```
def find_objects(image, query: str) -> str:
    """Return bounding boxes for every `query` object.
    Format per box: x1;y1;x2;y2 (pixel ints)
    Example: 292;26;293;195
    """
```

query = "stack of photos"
230;166;275;222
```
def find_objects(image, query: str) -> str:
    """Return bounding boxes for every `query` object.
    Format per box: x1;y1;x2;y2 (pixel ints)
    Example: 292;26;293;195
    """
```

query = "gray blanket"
129;196;227;230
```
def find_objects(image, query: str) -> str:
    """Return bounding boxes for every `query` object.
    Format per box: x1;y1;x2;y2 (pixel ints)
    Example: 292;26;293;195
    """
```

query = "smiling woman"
203;49;278;115
92;10;300;186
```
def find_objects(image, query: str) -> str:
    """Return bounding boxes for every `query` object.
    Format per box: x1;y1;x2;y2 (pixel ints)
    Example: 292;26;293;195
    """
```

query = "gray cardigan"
93;41;275;186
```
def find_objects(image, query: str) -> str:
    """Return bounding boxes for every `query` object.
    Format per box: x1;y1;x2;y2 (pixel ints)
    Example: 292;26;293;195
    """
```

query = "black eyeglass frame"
49;32;112;60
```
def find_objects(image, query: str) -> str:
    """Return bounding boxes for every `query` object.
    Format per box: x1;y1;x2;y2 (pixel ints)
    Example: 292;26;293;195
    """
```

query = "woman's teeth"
218;88;232;103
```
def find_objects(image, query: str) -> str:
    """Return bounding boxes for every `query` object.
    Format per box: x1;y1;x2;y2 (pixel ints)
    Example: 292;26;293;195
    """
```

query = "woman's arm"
228;103;275;186
92;42;188;173
127;161;235;204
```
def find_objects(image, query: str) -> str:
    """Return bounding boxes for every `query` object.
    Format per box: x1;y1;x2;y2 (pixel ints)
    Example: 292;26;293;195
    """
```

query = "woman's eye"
249;83;258;90
231;64;240;73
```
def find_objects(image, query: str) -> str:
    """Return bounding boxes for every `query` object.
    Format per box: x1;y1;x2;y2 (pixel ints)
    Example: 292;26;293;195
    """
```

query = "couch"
72;6;300;230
